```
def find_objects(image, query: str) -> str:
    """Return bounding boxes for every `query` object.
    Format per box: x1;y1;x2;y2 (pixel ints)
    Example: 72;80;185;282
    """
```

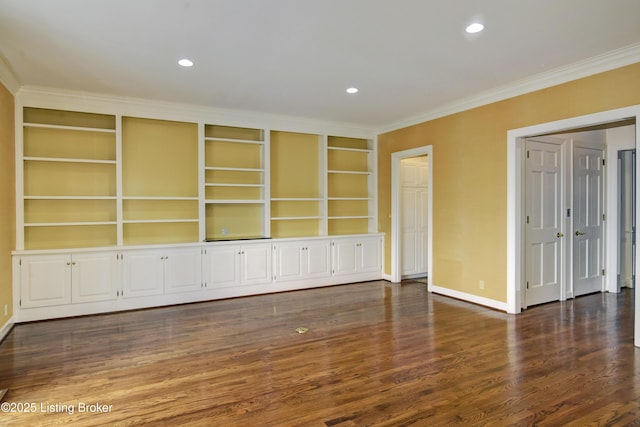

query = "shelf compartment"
271;131;320;199
271;199;320;218
123;222;199;245
271;218;322;238
123;199;199;221
205;186;263;200
205;203;264;240
24;126;116;161
24;107;116;130
328;199;369;217
328;218;370;235
327;136;370;150
25;224;117;250
25;199;117;223
24;160;116;197
205;140;263;170
205;124;263;142
327;149;369;173
327;174;369;199
205;169;263;185
122;117;198;198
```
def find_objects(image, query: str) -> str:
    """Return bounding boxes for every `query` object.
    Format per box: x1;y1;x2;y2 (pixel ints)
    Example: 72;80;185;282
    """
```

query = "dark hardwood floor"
0;279;638;426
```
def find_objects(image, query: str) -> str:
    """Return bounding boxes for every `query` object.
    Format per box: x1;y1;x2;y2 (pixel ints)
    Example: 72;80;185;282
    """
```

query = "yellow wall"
0;82;15;329
378;62;640;302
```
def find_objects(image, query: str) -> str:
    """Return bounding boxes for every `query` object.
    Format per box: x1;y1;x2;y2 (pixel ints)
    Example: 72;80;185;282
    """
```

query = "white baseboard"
0;317;14;343
429;284;508;312
382;273;394;282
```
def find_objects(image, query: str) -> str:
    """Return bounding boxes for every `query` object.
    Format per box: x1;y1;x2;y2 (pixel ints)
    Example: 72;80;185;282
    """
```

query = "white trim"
0;317;14;342
17;86;376;140
430;285;508;312
507;105;640;348
380;43;640;134
0;54;20;95
391;146;433;284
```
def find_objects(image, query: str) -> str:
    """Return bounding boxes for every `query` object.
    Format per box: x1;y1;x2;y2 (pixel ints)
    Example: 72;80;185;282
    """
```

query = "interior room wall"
0;81;15;333
378;62;640;303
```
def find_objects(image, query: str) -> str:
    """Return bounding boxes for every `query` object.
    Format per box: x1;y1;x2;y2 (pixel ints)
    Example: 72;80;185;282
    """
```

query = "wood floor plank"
0;280;638;426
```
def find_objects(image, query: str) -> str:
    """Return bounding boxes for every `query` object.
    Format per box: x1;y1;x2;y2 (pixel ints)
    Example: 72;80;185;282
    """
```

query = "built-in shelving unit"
270;131;325;238
204;124;267;240
327;136;376;235
121;117;199;245
22;108;118;249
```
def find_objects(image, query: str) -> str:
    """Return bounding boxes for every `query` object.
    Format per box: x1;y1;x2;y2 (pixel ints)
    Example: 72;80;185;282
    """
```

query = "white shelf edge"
205;166;264;172
205;137;264;145
23;122;117;133
24;196;117;200
24;156;117;165
271;198;323;201
271;216;323;221
123;219;199;224
25;221;117;227
327;146;372;153
205;183;264;187
205;199;265;204
327;170;372;175
328;197;373;201
122;196;199;201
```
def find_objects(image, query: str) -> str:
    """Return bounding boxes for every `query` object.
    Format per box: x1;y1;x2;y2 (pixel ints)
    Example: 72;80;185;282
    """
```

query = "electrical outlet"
3;304;7;316
221;228;229;236
479;280;485;290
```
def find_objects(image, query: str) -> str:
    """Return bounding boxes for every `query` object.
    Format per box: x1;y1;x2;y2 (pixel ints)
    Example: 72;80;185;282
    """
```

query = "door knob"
575;230;586;236
556;232;564;238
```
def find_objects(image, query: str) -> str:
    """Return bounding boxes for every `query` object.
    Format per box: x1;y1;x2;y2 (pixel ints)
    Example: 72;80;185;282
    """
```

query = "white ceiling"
1;0;640;130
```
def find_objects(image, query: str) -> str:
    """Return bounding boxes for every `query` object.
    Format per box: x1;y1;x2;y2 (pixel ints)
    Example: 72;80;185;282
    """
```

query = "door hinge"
567;208;571;218
602;269;606;276
526;215;529;224
19;259;22;266
526;281;529;289
19;299;21;307
526;150;530;159
602;213;606;221
602;158;606;166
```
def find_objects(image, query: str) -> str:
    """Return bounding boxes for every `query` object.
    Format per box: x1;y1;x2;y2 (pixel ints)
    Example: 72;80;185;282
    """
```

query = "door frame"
506;104;640;347
390;146;433;284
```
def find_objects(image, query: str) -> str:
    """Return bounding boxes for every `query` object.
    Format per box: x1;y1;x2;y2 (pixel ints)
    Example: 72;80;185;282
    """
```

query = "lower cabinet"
332;236;382;276
20;252;119;308
14;234;383;321
202;243;272;288
122;247;202;297
273;240;331;283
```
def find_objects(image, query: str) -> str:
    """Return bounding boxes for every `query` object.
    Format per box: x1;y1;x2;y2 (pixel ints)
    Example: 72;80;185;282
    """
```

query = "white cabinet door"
164;247;202;294
358;237;382;272
274;243;304;282
72;252;119;303
204;245;241;288
305;240;331;278
122;250;165;298
333;240;358;275
20;254;71;308
242;244;272;285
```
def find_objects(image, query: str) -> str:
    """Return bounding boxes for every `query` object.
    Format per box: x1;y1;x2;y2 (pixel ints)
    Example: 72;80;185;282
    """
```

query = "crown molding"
0;54;21;95
16;86;377;138
378;42;640;135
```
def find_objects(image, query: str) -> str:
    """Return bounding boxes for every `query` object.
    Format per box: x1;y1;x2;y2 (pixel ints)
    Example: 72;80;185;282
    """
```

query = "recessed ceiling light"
466;23;484;34
346;87;359;94
178;58;194;67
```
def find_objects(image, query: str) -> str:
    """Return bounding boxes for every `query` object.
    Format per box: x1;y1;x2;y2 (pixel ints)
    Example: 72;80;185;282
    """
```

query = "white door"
525;138;564;307
122;250;165;298
205;245;241;288
241;244;272;285
164;247;202;294
401;157;428;276
573;145;604;296
20;254;71;308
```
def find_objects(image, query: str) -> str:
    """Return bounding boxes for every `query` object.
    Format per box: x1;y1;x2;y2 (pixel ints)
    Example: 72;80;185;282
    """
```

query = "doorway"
506;104;640;346
400;155;429;279
390;146;433;284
